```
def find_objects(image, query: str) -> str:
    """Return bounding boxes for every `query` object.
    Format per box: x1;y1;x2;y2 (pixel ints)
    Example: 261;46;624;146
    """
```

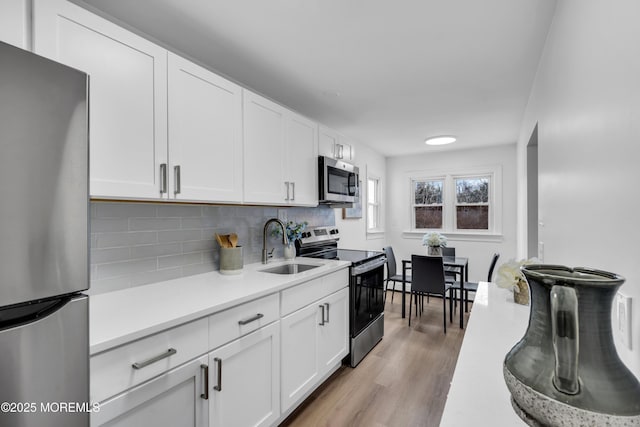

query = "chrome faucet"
262;218;289;264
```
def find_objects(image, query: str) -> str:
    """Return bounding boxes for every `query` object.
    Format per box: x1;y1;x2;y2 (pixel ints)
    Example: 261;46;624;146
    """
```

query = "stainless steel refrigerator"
0;41;89;427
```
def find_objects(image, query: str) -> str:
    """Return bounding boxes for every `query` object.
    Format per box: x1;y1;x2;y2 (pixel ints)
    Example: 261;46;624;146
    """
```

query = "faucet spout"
262;218;289;264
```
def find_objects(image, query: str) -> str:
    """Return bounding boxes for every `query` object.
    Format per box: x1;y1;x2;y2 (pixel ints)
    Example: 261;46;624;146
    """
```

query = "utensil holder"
220;246;243;275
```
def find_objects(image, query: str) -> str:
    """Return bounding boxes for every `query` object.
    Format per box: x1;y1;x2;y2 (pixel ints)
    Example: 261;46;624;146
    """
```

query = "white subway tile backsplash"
129;267;184;287
130;242;183;259
95;231;157;248
157;204;202;218
157;229;202;243
158;252;203;269
90;247;131;264
89;201;335;295
129;217;180;231
96;258;157;280
90;218;129;233
96;202;157;218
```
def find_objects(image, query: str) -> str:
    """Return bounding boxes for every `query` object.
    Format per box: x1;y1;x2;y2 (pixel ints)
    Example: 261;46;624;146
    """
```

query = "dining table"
401;255;469;329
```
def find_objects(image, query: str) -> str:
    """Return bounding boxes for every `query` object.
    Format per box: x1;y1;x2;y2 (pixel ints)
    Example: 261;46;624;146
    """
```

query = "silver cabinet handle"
159;163;167;194
214;357;222;391
200;364;209;400
324;303;330;323
238;313;264;325
132;348;176;370
319;305;326;326
291;182;295;201
174;165;181;195
285;181;290;201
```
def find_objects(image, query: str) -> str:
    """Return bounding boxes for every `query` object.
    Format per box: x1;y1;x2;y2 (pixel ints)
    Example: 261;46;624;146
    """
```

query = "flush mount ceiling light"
425;135;456;146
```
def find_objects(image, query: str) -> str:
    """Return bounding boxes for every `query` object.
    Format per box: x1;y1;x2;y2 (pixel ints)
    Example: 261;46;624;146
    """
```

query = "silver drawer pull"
319;305;326;326
238;313;264;325
214;357;222;391
200;364;209;400
131;348;177;370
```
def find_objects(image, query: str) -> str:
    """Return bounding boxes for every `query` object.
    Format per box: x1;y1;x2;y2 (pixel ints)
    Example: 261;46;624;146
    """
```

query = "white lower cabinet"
208;321;281;427
92;355;208;427
281;287;349;414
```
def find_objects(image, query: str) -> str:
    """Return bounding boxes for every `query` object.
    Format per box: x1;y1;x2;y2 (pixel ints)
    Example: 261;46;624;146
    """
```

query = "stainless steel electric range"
296;226;387;367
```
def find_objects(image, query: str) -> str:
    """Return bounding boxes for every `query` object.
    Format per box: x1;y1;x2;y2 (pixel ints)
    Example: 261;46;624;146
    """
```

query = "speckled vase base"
504;366;640;426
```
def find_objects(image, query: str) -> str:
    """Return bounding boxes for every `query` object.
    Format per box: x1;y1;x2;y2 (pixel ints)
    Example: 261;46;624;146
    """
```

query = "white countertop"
89;258;350;355
440;282;529;426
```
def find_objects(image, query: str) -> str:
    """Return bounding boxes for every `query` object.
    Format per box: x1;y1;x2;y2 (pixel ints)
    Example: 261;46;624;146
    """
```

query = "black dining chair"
382;247;411;304
442;247;459;283
409;255;453;333
450;253;500;312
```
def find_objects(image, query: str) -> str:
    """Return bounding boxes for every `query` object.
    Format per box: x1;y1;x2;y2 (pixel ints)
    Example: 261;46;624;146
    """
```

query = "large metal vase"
503;265;640;426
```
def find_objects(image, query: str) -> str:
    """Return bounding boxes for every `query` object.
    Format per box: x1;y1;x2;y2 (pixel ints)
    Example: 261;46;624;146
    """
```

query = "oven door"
319;156;359;203
350;263;385;337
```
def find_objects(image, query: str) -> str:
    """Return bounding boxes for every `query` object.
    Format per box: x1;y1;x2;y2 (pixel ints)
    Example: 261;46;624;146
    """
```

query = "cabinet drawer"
91;318;208;403
209;293;279;349
281;269;349;316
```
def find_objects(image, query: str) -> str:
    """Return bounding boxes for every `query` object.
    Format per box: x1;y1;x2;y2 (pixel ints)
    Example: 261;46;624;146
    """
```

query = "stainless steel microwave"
318;156;359;204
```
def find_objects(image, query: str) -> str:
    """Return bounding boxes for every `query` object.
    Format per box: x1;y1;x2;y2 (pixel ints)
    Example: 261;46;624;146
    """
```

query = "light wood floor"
281;291;471;427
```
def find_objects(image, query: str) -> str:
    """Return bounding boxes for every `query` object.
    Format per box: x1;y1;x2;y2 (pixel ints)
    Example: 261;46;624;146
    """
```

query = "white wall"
386;144;518;282
516;0;640;376
335;139;387;251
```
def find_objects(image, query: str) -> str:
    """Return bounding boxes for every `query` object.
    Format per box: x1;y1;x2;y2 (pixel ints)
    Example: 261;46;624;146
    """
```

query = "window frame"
453;174;491;231
366;176;380;232
408;166;502;238
411;176;446;230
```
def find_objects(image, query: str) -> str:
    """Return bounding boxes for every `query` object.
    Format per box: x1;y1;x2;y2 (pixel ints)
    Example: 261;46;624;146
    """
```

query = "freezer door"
0;295;89;427
0;41;89;305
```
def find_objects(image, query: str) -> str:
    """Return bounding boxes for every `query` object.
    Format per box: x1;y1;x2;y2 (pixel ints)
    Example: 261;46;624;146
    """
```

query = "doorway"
527;124;538;259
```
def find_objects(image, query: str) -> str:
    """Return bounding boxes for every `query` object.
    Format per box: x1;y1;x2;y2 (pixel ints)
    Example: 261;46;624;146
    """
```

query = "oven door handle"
351;256;387;276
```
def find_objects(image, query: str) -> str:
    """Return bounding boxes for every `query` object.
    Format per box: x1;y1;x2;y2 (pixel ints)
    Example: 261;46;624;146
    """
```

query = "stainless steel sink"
260;263;320;275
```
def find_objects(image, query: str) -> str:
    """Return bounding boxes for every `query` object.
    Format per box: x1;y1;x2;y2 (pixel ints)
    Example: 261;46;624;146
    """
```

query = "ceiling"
79;0;557;157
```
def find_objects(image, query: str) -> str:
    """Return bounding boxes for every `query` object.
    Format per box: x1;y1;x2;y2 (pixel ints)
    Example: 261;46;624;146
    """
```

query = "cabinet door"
280;302;321;412
286;112;318;206
93;356;208;427
168;53;242;202
33;0;168;199
243;90;287;204
318;125;339;159
209;322;280;427
0;0;29;49
336;137;354;162
318;287;350;376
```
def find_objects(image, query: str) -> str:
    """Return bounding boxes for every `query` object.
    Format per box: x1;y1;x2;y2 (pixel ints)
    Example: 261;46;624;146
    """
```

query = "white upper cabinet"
319;125;355;162
33;0;168;199
243;90;318;206
167;53;243;202
286;112;318;206
0;0;29;49
243;90;287;204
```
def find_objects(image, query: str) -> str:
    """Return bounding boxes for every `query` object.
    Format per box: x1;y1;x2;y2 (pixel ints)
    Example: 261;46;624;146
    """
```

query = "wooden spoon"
215;233;227;248
228;233;238;248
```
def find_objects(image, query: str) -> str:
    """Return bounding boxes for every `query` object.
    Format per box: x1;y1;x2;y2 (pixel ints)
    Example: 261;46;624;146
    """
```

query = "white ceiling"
80;0;557;157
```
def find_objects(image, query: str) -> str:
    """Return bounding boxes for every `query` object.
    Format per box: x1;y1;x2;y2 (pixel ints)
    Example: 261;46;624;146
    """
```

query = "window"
412;179;444;229
455;177;489;230
367;177;380;230
410;170;497;234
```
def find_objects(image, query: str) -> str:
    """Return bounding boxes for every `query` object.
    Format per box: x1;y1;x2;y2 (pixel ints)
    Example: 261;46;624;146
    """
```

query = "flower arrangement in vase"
495;258;537;305
272;220;308;260
422;232;447;256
